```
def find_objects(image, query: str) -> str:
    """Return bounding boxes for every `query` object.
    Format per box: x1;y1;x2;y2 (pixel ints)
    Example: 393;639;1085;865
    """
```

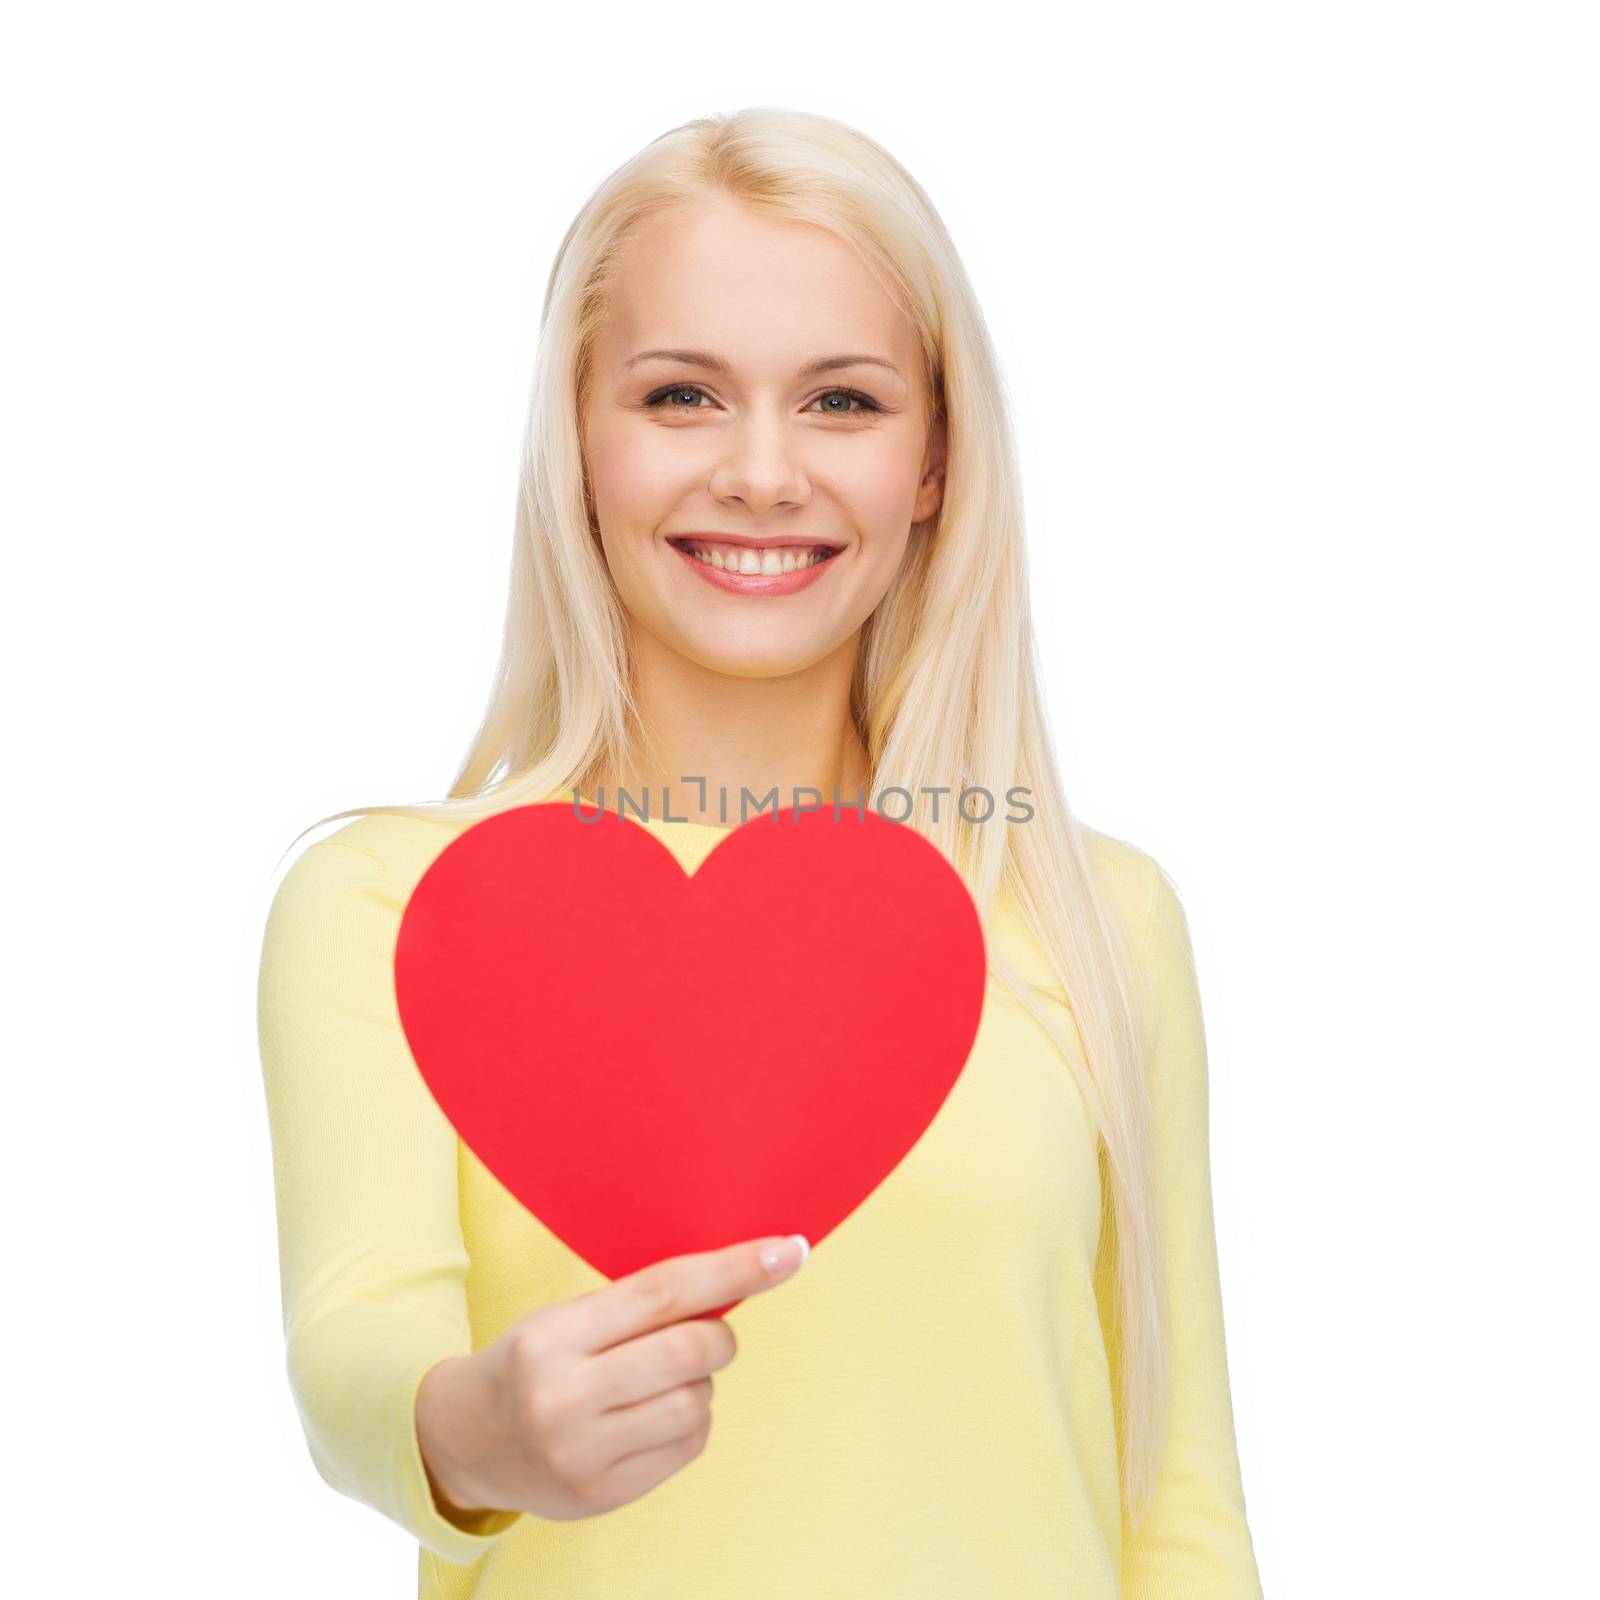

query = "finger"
569;1234;809;1356
592;1317;735;1411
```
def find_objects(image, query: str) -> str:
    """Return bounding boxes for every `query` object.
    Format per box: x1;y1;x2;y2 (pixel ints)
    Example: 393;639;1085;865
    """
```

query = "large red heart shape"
393;801;987;1317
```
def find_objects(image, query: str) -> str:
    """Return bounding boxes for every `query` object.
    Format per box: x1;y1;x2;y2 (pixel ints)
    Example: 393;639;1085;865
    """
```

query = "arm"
256;837;522;1566
1115;861;1264;1599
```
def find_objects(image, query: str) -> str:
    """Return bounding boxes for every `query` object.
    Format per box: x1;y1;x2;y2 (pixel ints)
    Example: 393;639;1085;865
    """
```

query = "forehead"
597;196;917;377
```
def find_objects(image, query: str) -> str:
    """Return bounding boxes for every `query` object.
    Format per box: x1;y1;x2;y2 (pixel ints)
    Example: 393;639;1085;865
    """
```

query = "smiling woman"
257;106;1264;1600
578;190;944;691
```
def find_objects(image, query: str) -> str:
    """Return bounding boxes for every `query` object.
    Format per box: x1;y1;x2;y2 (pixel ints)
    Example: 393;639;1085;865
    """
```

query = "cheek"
836;439;927;532
587;421;693;517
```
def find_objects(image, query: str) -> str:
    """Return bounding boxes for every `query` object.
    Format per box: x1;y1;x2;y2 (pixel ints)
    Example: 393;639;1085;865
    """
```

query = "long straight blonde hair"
289;107;1168;1527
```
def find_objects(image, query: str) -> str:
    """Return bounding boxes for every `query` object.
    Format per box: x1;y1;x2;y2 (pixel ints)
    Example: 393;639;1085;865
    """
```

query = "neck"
595;627;872;825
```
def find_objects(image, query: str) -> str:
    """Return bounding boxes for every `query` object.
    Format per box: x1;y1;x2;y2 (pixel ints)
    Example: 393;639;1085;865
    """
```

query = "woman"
258;107;1264;1598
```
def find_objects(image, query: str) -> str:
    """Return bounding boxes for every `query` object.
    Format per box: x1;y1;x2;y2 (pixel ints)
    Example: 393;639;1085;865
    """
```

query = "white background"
5;2;1595;1594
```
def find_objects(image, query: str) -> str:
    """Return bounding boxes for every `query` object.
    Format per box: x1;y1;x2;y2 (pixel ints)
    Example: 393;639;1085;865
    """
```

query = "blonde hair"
286;106;1168;1526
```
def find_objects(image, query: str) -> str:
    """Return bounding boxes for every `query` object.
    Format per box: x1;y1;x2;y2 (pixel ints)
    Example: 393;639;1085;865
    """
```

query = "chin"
671;632;827;680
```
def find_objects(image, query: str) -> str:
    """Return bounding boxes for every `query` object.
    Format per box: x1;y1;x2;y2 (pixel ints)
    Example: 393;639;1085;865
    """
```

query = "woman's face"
580;192;945;679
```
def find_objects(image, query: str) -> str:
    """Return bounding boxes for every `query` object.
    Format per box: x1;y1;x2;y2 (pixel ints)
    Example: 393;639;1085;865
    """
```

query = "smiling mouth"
667;537;842;577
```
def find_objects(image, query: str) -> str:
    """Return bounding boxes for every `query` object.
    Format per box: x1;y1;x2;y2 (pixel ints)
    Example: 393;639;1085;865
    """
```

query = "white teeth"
683;541;831;574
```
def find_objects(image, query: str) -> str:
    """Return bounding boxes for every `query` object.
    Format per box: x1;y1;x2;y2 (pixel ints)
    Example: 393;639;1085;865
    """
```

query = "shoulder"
1075;825;1209;1074
1075;822;1178;952
258;811;478;1015
1077;823;1201;1034
261;811;472;958
987;819;1175;999
280;810;466;895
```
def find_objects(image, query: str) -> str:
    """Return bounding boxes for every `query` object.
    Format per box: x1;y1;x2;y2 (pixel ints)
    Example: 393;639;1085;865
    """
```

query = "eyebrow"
622;348;902;381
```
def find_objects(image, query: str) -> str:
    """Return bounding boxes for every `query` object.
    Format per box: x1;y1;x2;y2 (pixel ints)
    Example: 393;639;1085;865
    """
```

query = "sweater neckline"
564;792;739;837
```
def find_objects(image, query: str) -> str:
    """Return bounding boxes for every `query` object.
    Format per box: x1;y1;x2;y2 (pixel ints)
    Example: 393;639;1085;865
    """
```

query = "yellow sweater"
256;801;1263;1599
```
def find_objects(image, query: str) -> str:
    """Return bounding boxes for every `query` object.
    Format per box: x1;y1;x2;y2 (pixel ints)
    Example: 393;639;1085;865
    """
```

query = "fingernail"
761;1234;810;1276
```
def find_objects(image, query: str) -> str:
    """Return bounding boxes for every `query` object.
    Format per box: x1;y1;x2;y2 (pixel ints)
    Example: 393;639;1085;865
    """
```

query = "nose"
707;403;811;513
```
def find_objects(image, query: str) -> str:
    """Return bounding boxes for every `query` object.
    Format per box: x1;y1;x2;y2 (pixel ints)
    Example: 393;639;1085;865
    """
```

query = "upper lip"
667;532;845;551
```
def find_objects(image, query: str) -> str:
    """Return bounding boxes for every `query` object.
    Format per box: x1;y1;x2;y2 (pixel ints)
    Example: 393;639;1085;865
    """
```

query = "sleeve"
256;838;523;1566
1118;862;1264;1600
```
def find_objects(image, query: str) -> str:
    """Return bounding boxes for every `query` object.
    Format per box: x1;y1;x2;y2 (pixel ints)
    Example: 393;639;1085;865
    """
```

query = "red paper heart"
394;801;986;1317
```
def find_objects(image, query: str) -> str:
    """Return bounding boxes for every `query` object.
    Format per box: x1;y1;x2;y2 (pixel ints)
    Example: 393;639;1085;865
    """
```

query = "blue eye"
645;385;713;409
810;388;881;415
643;384;882;414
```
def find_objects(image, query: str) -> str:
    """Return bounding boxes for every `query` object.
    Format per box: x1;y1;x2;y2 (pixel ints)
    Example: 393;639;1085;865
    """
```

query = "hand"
416;1233;810;1523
